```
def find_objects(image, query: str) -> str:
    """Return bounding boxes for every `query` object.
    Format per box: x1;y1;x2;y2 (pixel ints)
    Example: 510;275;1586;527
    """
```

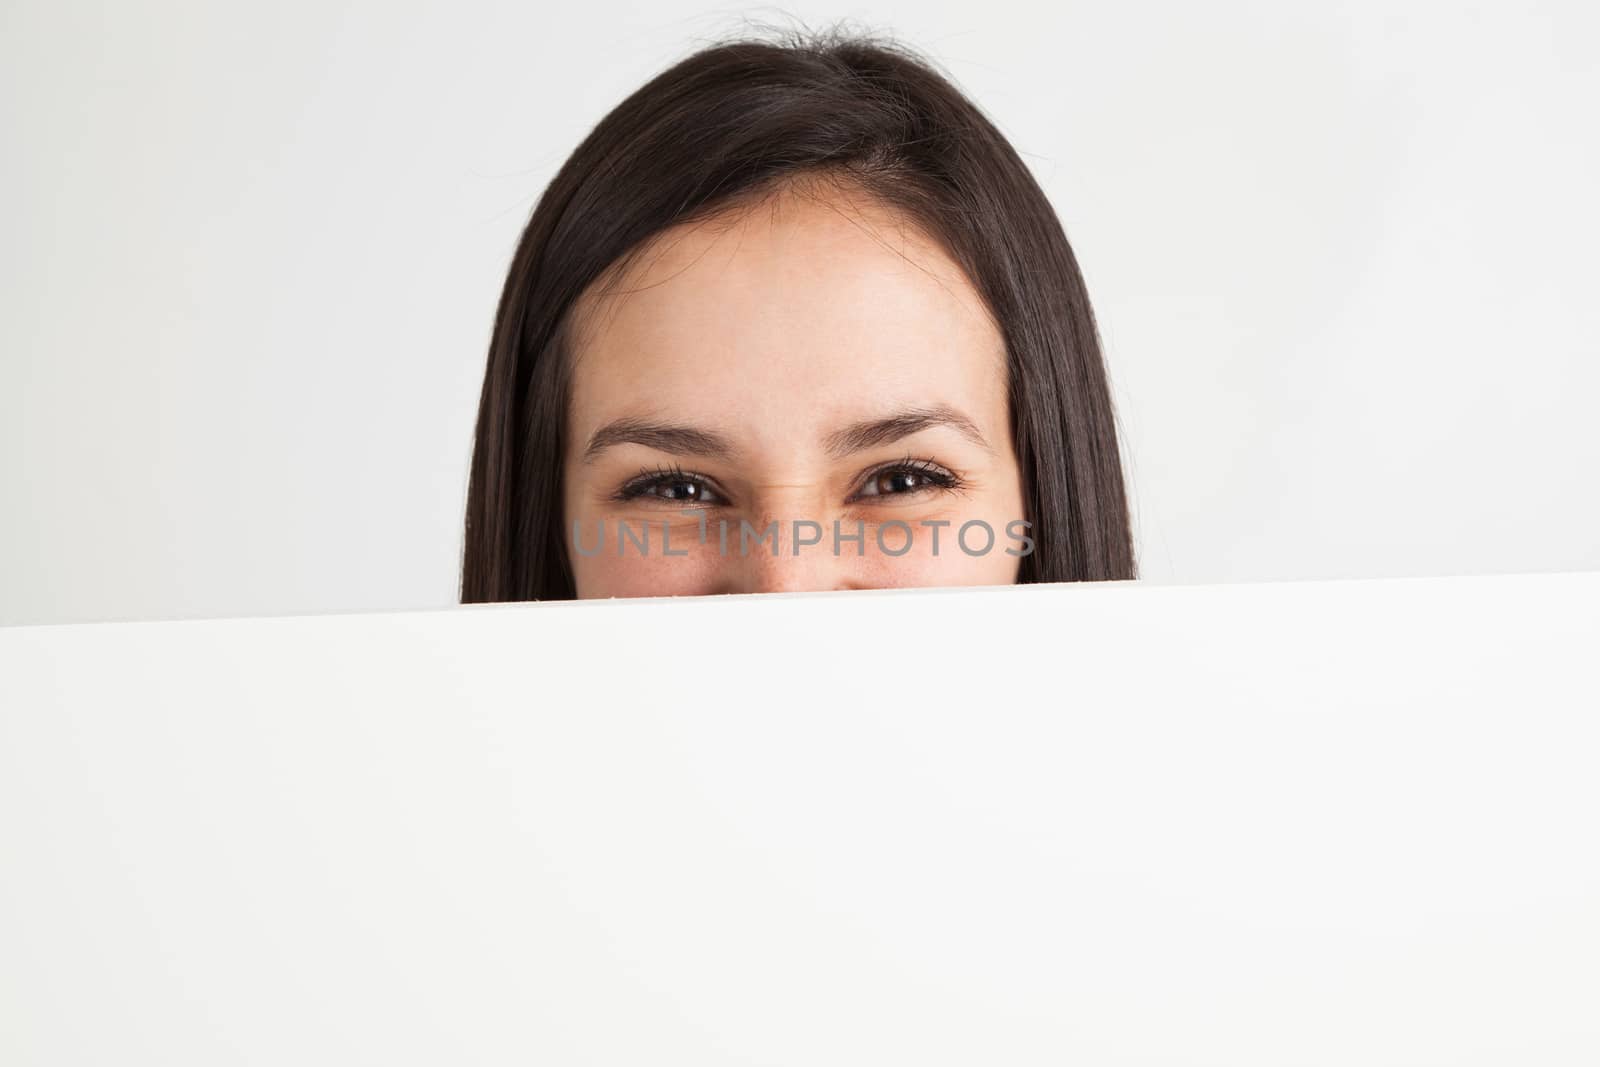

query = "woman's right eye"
616;471;727;506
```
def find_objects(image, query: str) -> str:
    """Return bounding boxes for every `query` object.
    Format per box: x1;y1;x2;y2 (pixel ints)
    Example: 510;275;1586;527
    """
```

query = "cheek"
847;520;1025;588
570;539;733;599
574;537;1022;595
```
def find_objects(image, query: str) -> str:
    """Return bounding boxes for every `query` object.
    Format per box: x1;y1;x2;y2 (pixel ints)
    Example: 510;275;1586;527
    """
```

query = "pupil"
887;472;917;493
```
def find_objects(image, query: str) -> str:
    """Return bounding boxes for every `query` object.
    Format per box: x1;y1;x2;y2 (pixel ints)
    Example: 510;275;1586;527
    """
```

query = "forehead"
564;181;1009;452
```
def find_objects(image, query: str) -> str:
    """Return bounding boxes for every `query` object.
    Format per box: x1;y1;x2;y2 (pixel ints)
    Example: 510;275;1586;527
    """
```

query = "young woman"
462;27;1137;601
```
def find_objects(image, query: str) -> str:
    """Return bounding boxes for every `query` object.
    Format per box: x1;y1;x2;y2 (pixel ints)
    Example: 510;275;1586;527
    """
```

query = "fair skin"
561;176;1028;598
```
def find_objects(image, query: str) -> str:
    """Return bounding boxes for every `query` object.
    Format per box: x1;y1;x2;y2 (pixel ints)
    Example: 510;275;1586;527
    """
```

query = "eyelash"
612;463;723;505
851;456;965;502
611;456;967;506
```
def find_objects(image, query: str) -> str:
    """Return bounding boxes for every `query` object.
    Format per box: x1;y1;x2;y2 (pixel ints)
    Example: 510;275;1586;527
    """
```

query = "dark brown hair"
461;24;1137;602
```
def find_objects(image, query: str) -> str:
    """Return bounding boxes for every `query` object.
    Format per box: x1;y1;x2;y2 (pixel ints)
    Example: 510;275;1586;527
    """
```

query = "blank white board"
2;572;1598;1065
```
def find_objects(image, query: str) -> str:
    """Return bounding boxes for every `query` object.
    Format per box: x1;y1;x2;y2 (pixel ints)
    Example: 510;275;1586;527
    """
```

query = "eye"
614;466;728;506
849;458;963;501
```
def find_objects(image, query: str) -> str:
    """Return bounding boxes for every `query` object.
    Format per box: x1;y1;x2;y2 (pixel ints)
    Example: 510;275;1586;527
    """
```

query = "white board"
3;573;1598;1064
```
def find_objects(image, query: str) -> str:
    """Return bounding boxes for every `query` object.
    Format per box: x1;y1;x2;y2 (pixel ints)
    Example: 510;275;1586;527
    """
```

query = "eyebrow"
581;417;739;463
824;404;993;458
580;404;992;464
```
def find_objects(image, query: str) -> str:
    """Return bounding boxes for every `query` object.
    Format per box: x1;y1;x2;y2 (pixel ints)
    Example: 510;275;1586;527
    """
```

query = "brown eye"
869;470;930;495
616;469;727;506
649;479;722;504
852;461;959;500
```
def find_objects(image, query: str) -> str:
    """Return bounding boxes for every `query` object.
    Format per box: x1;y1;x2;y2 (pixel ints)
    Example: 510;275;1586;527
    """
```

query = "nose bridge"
728;504;847;594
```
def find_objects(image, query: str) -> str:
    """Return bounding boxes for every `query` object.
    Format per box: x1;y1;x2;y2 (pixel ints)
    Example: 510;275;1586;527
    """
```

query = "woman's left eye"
851;462;960;500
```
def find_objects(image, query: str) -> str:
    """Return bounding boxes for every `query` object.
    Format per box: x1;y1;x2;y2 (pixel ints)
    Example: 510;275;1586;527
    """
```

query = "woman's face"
561;180;1028;598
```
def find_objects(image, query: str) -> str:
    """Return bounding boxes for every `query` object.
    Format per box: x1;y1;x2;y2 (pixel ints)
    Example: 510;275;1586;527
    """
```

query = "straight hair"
462;24;1137;602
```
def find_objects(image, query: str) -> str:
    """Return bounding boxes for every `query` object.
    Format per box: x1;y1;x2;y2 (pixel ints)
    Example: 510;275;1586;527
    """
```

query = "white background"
4;0;1598;626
